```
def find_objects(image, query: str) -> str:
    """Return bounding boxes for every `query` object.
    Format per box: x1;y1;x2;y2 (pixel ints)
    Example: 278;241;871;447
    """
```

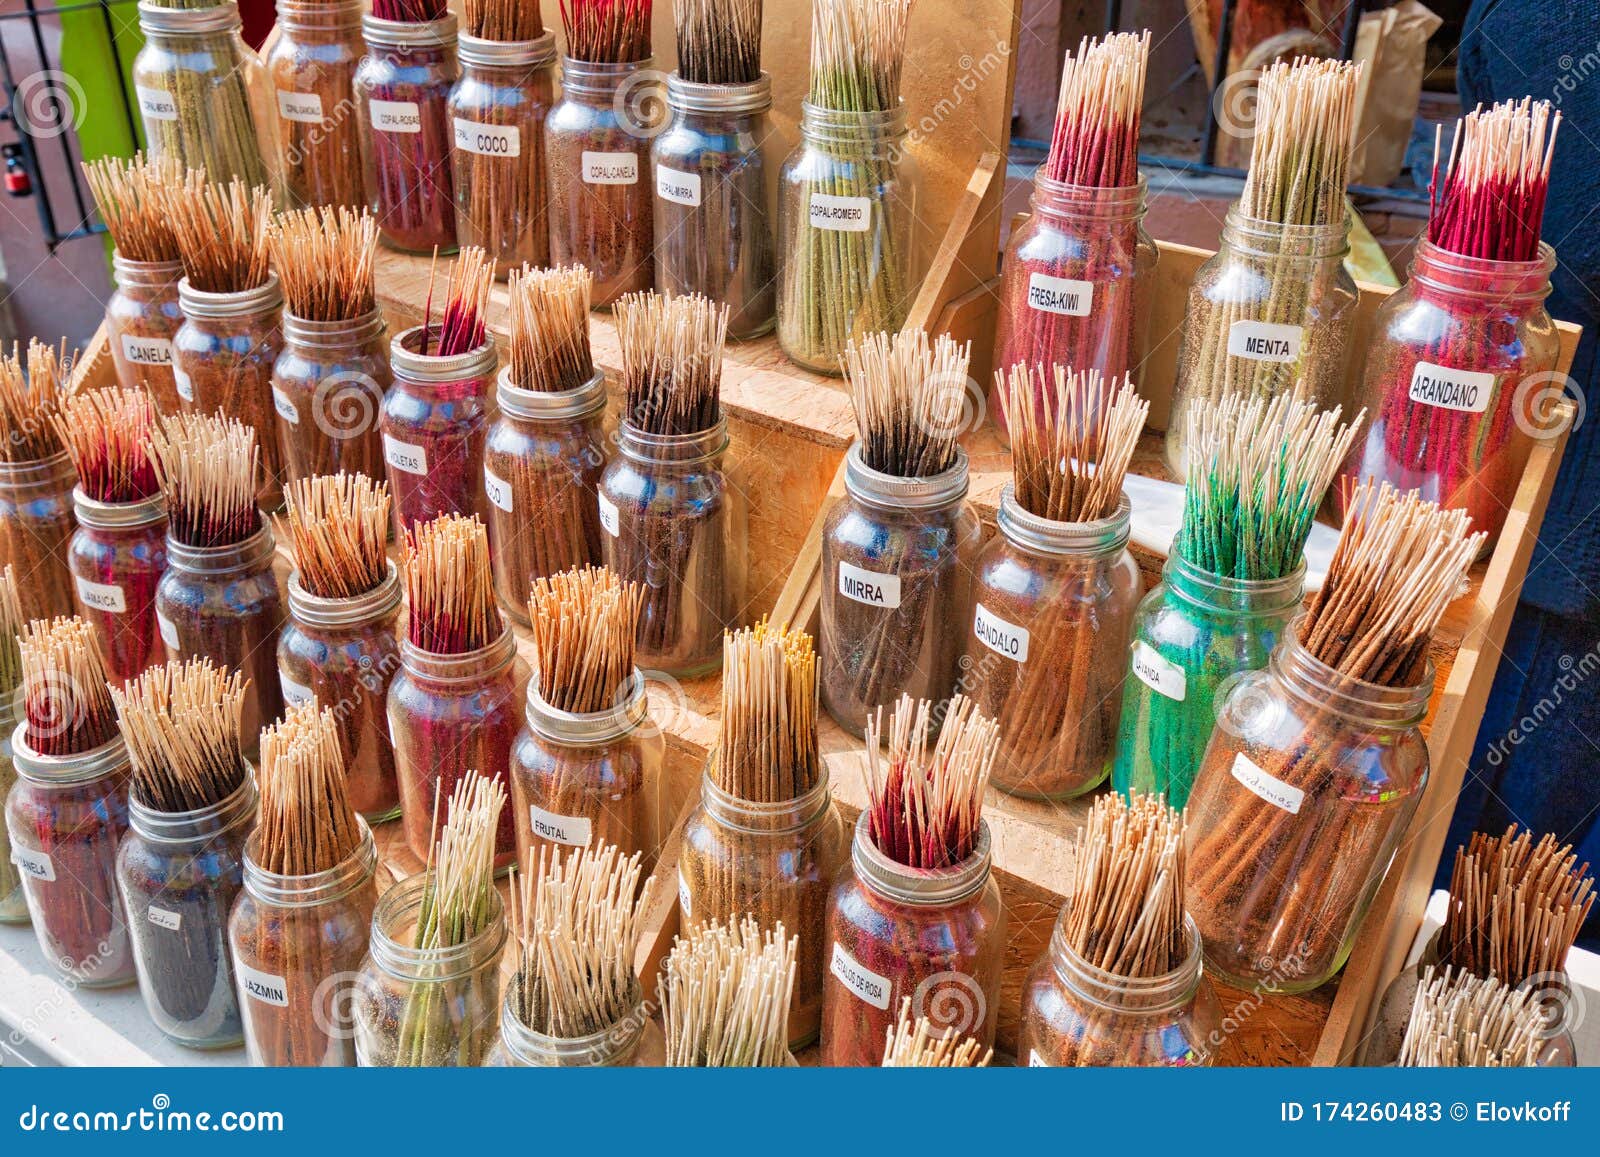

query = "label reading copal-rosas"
137;86;178;122
120;335;172;368
655;165;702;207
1407;361;1496;414
75;577;127;615
272;386;300;425
808;193;871;233
830;941;891;1010
237;962;289;1007
369;99;422;134
1026;272;1094;317
484;467;513;514
276;89;324;125
148;906;182;932
9;846;54;882
453;118;520;157
528;804;592;848
582;151;638;185
973;602;1029;663
1227;320;1303;364
597;492;620;538
1131;641;1186;702
1229;751;1304;815
383;434;427;476
838;561;902;609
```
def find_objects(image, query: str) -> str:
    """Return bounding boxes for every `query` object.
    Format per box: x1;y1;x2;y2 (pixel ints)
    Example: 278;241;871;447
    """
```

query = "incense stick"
113;658;247;814
266;207;378;323
82;153;182;264
1430;99;1559;264
164;172;273;295
506;264;594;393
527;565;642;714
661;916;797;1066
559;0;652;63
714;620;819;804
1063;792;1187;978
464;0;543;39
277;472;391;600
146;412;262;549
846;329;971;478
1398;966;1546;1067
422;246;496;358
0;339;73;463
19;615;119;757
255;702;363;877
52;387;160;505
674;0;762;85
615;289;727;436
1044;31;1149;188
881;997;992;1067
401;513;501;654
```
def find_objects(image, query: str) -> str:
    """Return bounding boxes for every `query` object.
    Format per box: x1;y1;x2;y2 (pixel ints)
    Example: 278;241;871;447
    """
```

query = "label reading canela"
453;118;520;157
528;804;592;848
272;386;300;425
1131;641;1186;702
1026;272;1094;317
148;907;182;932
276;89;324;125
1229;751;1304;815
383;434;427;475
75;577;127;615
280;673;314;708
120;334;172;368
1227;320;1303;364
157;609;180;651
838;561;901;609
655;165;702;207
137;86;178;122
581;151;638;185
597;492;620;538
484;467;513;513
830;942;891;1010
370;99;422;134
10;846;54;882
238;962;289;1007
808;193;871;232
173;364;194;403
1408;361;1496;414
973;602;1029;663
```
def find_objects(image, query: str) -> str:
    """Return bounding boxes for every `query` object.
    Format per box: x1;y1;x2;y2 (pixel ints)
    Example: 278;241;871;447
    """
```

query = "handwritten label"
1131;641;1186;702
808;192;871;233
157;608;180;651
369;99;422;134
75;577;127;615
276;89;324;125
173;364;194;403
581;151;638;185
597;492;620;538
383;434;427;476
830;941;891;1010
528;804;592;848
237;962;289;1007
272;386;300;425
1026;272;1093;317
10;846;54;882
973;602;1029;663
1408;361;1496;414
1229;751;1304;815
838;561;901;609
280;672;314;708
484;467;513;514
655;165;702;207
137;85;178;122
120;334;172;368
453;118;520;157
148;906;182;932
1227;320;1303;364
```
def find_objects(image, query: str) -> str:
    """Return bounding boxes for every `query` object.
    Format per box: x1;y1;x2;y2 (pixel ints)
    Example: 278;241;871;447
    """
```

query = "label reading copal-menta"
157;609;180;651
9;846;54;882
838;561;902;609
1131;641;1186;702
973;602;1029;663
148;906;182;932
1229;751;1304;815
655;165;702;207
581;151;638;185
1227;320;1303;364
484;467;513;513
597;492;620;538
383;434;427;476
830;941;891;1010
808;193;871;233
272;386;300;425
1026;272;1094;317
120;334;172;368
137;86;178;122
369;99;422;134
173;364;194;403
276;89;324;125
280;672;314;708
528;804;592;848
237;962;289;1007
75;577;127;615
1407;361;1496;414
453;118;520;157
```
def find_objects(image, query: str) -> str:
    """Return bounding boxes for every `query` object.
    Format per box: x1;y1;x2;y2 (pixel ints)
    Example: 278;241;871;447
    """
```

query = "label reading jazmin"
597;492;620;538
10;846;54;882
272;386;300;425
276;89;324;125
75;577;127;615
453;118;520;157
383;434;427;475
370;99;422;134
830;941;891;1010
237;962;289;1007
1408;361;1496;414
528;804;592;848
148;906;182;932
1227;320;1303;364
1229;751;1304;815
173;364;194;403
120;335;172;368
973;602;1029;663
484;467;513;513
1131;641;1186;702
137;85;178;122
1026;272;1094;317
808;193;871;232
838;561;901;609
280;673;314;708
655;165;702;206
157;609;180;651
581;151;638;185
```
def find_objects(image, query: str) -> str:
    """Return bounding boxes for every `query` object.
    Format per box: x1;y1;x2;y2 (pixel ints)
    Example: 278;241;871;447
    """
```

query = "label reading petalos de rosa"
830;942;891;1010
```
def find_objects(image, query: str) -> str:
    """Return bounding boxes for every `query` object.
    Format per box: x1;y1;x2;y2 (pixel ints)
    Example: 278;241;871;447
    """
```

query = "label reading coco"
1229;751;1304;815
137;85;178;122
120;334;172;368
453;118;520;157
173;364;194;403
1227;320;1303;364
581;151;638;185
837;561;901;609
808;193;871;232
1131;641;1186;702
1026;272;1094;317
157;609;180;651
276;89;324;124
655;165;702;206
370;99;422;134
484;467;513;513
1407;361;1496;414
830;942;891;1010
148;906;182;932
383;434;427;476
973;602;1029;663
10;846;54;882
75;577;127;615
272;386;300;425
528;804;592;848
280;673;314;708
237;962;289;1007
597;492;620;538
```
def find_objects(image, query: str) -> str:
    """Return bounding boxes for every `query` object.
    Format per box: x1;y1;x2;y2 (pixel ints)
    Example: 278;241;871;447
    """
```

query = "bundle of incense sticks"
371;0;447;20
1398;966;1545;1067
506;265;594;393
0;566;25;917
560;0;653;63
847;329;969;478
146;412;262;549
0;338;72;464
714;620;819;804
421;246;496;357
1044;31;1149;188
0;339;77;620
113;658;248;814
82;153;181;264
674;0;762;85
402;513;501;654
278;473;391;600
254;703;365;877
53;388;160;505
20;616;120;757
881;998;992;1067
464;0;542;42
365;0;456;252
267;207;379;323
1063;793;1187;977
164;173;273;295
1000;364;1147;524
1429;99;1559;264
661;916;797;1066
528;566;642;714
615;290;728;436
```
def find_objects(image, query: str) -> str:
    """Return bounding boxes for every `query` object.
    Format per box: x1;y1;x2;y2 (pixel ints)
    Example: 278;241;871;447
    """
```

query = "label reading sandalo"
528;804;592;848
237;962;289;1007
120;335;172;369
148;907;182;932
582;151;638;185
1131;641;1186;702
837;561;901;609
484;467;513;513
1229;751;1304;815
383;434;427;476
1227;320;1303;364
75;578;127;615
453;118;520;157
370;99;422;134
10;846;54;882
655;166;702;206
276;90;324;125
973;603;1029;663
1407;361;1496;414
808;193;871;232
830;942;891;1010
1026;273;1093;317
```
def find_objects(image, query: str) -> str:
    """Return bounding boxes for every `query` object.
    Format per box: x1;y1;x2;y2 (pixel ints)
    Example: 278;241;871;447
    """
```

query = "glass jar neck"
1163;541;1306;617
11;725;131;789
112;252;183;291
844;441;969;511
367;872;507;981
700;761;832;833
1270;615;1434;726
288;563;402;630
526;670;649;745
616;419;728;466
276;0;362;33
361;12;457;52
1409;238;1555;305
1219;206;1351;261
391;325;497;386
178;274;283;324
458;31;555;70
1029;171;1148;226
281;308;386;351
498;976;649;1065
73;488;165;531
1049;909;1206;1015
166;524;276;577
138;0;242;37
667;71;771;117
128;772;257;845
242;818;376;907
997;485;1131;559
849;810;992;906
0;451;75;492
799;100;907;150
559;55;654;98
496;366;607;421
400;624;516;685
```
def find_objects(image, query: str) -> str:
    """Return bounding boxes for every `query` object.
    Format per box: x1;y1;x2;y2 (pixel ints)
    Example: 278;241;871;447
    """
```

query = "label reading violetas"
581;151;638;185
830;942;891;1010
1229;751;1305;815
237;962;289;1007
838;561;901;609
370;99;422;134
120;334;172;368
484;467;513;514
1227;320;1303;364
280;673;314;708
383;434;427;476
808;193;871;233
528;804;592;848
148;906;182;932
173;365;194;403
75;577;127;615
677;871;692;919
597;492;620;538
157;609;179;651
655;165;702;207
453;118;520;157
276;89;324;124
272;386;300;425
1026;272;1094;317
1408;360;1496;414
10;846;54;882
973;602;1029;663
1131;641;1186;702
136;85;178;122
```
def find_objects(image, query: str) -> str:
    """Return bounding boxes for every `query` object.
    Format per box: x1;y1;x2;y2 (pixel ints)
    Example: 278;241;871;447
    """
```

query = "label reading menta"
280;673;314;708
484;467;513;513
1229;751;1304;815
1227;320;1303;364
10;846;54;882
655;165;702;206
383;434;427;476
1407;361;1496;414
838;561;902;609
581;151;638;185
157;609;180;651
453;118;520;157
808;193;871;233
120;334;172;368
148;906;182;932
528;804;592;848
1131;641;1186;702
830;941;891;1010
1026;272;1094;317
597;492;620;538
75;577;127;615
973;602;1029;663
369;99;422;134
276;89;324;125
272;386;300;425
137;86;178;122
237;961;289;1007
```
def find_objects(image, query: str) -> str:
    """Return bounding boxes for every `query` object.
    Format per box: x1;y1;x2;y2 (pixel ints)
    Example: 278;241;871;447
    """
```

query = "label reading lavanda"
597;492;620;538
528;804;592;848
276;89;324;125
582;151;637;185
1131;641;1186;702
237;962;289;1007
830;942;891;1010
453;118;520;157
370;99;422;134
973;602;1029;663
148;906;182;932
1407;361;1496;414
809;193;871;232
272;386;300;425
137;86;178;122
120;335;172;368
1026;272;1093;317
280;673;314;708
655;165;702;206
157;609;180;651
838;561;901;609
1227;320;1303;364
10;846;54;882
75;577;127;615
484;467;513;513
383;434;427;475
1229;751;1304;815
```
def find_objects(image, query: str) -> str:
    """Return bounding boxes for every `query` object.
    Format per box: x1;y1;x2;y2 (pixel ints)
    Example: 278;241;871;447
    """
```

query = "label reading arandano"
1407;361;1496;414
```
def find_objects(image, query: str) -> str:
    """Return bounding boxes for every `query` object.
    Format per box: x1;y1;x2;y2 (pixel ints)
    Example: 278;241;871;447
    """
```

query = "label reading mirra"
837;561;902;609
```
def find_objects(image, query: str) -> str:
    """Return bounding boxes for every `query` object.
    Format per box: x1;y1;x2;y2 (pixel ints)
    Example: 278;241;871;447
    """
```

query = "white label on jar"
1131;641;1186;702
528;804;592;848
137;85;178;122
973;602;1029;663
1026;272;1093;317
1028;1049;1049;1067
120;334;172;368
808;192;871;233
1227;320;1303;364
75;577;127;615
484;467;513;514
582;151;638;185
276;89;324;125
9;846;54;882
272;385;300;425
830;941;891;1010
453;117;520;157
1229;751;1304;815
237;962;290;1007
677;871;692;919
383;433;428;476
655;165;702;207
173;364;194;403
370;99;422;134
838;561;901;609
157;608;180;651
1407;361;1496;414
597;492;620;538
148;906;182;932
280;672;314;708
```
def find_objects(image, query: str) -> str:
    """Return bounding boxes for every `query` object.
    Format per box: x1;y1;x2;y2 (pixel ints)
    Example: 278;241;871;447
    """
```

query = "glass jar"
155;526;285;758
175;275;286;511
485;977;665;1066
652;73;775;340
449;33;556;272
0;702;26;924
1164;208;1358;477
819;444;979;737
598;420;746;677
228;816;378;1067
0;451;77;623
69;490;168;684
961;488;1141;799
273;309;390;486
819;813;1004;1067
990;175;1157;441
678;762;848;1049
380;325;495;532
4;725;135;987
106;253;185;415
354;13;460;253
1338;240;1559;550
116;776;256;1049
545;57;658;306
776;102;919;375
1186;616;1433;992
510;670;661;864
387;625;526;869
267;0;368;211
484;368;606;623
353;872;506;1067
1018;909;1220;1066
1112;546;1305;810
279;564;403;823
132;1;271;189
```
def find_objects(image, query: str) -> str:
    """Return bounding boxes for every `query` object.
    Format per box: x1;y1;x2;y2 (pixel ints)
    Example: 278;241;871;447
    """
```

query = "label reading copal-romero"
808;193;871;233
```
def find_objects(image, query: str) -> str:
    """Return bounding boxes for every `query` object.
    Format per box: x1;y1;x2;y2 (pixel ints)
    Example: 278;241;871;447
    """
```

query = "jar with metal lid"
69;489;168;683
485;977;665;1066
272;307;390;486
267;0;367;211
106;253;185;414
0;451;77;623
0;698;26;924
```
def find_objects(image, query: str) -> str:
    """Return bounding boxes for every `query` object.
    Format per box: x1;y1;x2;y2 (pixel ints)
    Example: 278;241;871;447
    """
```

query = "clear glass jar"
1018;909;1220;1066
1186;616;1433;992
545;57;658;306
175;275;286;511
598;420;746;677
132;1;271;189
273;309;390;486
106;253;185;415
961;488;1141;799
355;13;460;253
228;817;377;1067
652;73;775;340
484;367;606;623
990;175;1157;441
1165;208;1358;477
449;33;556;272
0;451;78;623
69;490;168;684
267;0;368;211
387;626;526;869
0;702;26;924
1338;240;1559;550
820;813;1004;1067
155;526;285;758
5;726;135;987
776;102;919;375
485;977;665;1066
679;762;847;1048
279;564;403;823
353;872;506;1067
380;325;495;533
510;670;661;864
819;443;979;737
116;776;256;1049
1112;546;1305;810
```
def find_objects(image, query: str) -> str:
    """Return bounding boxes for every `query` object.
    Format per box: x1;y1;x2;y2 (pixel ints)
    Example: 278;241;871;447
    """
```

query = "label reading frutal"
276;89;325;125
237;961;289;1007
597;492;620;538
157;609;180;651
272;385;300;425
581;150;638;185
830;941;891;1010
9;846;54;882
973;602;1029;663
1407;360;1497;414
280;672;314;708
148;906;182;932
528;804;592;848
383;433;427;476
808;192;872;233
677;871;692;919
136;85;178;122
837;561;902;609
173;364;194;403
1227;319;1303;364
1229;751;1305;815
1131;640;1186;702
75;577;127;615
453;118;520;157
484;467;513;514
1026;272;1094;317
120;334;172;368
369;99;422;134
655;165;702;206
